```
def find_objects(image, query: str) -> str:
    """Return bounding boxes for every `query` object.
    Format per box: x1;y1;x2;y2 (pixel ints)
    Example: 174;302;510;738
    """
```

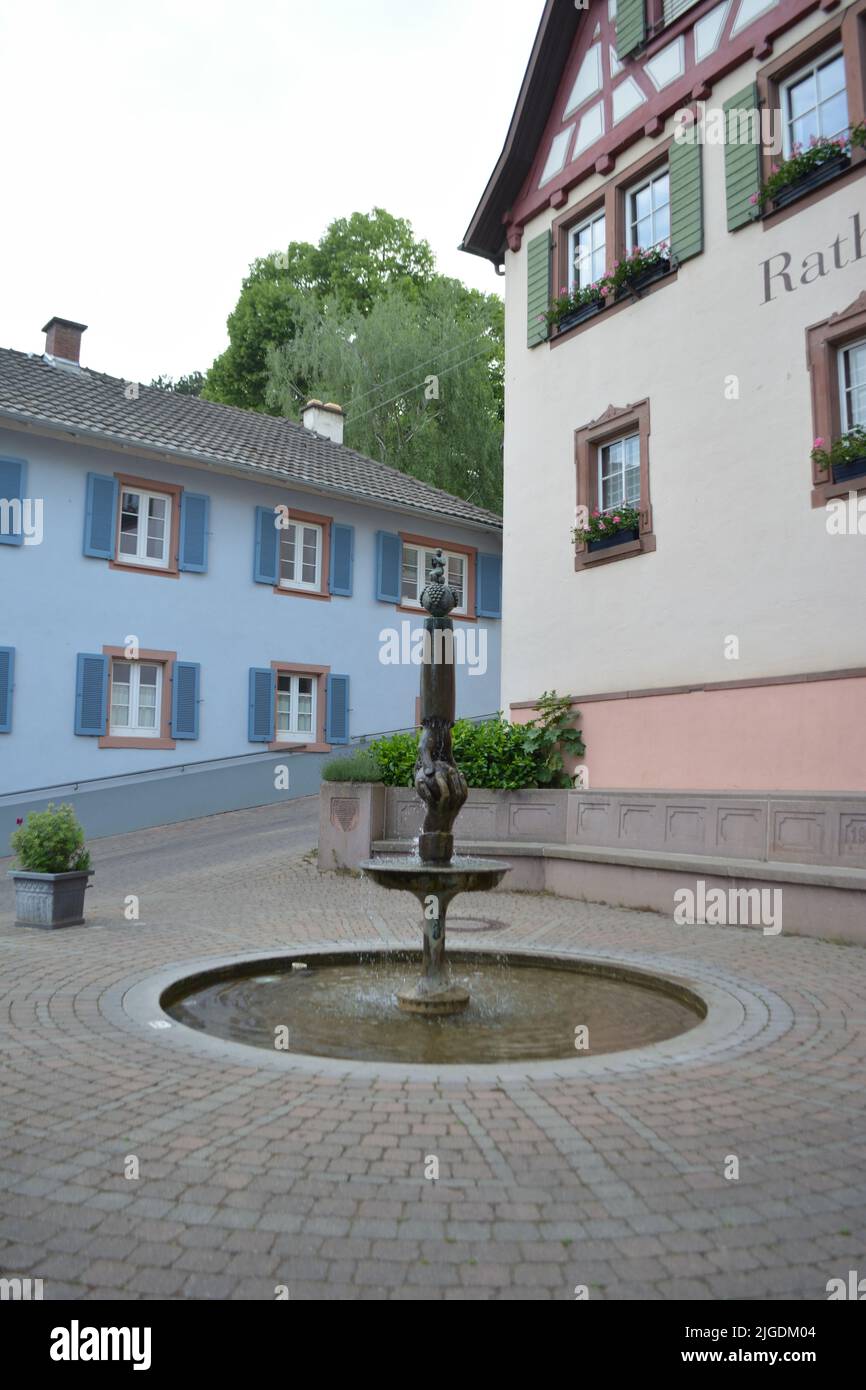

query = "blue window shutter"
178;493;210;573
329;523;354;596
0;647;14;733
248;667;275;742
476;552;502;619
74;653;108;736
375;531;402;602
0;456;27;547
83;473;118;559
254;506;280;585
171;662;200;739
326;674;350;745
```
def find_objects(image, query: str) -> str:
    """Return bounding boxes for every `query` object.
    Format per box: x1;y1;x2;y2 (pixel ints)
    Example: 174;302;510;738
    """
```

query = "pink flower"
591;509;600;518
749;193;759;204
16;817;23;825
560;286;568;295
600;284;610;297
613;260;620;269
771;163;780;174
813;437;825;449
613;515;621;523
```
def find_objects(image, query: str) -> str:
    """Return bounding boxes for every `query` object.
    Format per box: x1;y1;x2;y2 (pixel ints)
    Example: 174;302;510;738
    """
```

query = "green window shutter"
723;84;761;231
669;137;703;264
527;231;551;348
616;0;646;60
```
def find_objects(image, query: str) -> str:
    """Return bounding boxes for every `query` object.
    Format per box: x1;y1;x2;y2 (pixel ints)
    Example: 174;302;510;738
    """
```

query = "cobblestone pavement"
1;797;865;1301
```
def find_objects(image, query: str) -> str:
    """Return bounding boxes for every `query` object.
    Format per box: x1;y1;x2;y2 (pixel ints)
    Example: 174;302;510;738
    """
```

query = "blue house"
0;318;502;838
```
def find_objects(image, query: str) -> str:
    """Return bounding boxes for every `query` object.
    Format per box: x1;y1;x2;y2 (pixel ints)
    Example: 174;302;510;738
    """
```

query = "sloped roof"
461;0;579;264
0;347;502;532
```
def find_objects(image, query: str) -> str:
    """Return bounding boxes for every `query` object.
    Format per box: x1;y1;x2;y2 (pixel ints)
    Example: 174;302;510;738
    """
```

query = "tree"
203;210;435;413
150;371;206;397
266;277;504;513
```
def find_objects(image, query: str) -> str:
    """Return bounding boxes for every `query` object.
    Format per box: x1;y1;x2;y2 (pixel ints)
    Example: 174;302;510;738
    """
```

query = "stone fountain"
361;551;510;1015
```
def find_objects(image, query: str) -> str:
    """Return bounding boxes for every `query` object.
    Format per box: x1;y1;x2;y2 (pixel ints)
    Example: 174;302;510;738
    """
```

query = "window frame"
806;293;866;508
574;400;656;570
109;659;163;738
756;3;866;230
598;431;642;513
99;646;177;749
838;337;866;432
279;518;324;593
269;661;331;752
275;670;317;744
396;532;478;620
780;46;848;157
568;209;607;293
272;507;332;601
624;165;671;253
110;474;182;578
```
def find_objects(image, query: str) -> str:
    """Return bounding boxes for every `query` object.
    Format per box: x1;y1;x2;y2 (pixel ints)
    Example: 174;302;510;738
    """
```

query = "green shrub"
370;695;585;790
321;749;384;783
11;803;91;874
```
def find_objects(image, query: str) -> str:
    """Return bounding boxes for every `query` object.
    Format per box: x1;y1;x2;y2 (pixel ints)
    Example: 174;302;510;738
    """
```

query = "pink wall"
513;676;866;791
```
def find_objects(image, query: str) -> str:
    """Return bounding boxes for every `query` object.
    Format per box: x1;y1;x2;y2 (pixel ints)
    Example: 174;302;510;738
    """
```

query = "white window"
402;546;466;615
599;433;641;512
839;339;866;431
625;168;670;251
110;661;162;737
782;50;848;155
279;520;322;591
569;211;606;292
118;489;171;568
276;673;316;743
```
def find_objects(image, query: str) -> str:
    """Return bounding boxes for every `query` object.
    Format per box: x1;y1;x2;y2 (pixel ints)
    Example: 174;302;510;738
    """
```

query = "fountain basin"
161;948;706;1065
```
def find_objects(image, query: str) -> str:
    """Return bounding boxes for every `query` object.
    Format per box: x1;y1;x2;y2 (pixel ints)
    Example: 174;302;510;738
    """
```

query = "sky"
0;0;542;385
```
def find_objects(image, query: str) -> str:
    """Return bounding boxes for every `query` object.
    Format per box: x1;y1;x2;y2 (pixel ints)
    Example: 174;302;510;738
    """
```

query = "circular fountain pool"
162;950;706;1066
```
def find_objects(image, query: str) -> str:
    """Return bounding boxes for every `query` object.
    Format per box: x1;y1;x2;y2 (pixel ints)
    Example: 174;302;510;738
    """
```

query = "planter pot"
557;299;604;332
771;153;850;210
9;869;92;928
587;526;640;552
832;454;866;485
319;781;386;871
616;259;671;299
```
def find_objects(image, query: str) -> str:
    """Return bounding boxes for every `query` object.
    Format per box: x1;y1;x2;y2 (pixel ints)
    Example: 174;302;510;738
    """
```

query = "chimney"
302;398;344;446
42;317;87;365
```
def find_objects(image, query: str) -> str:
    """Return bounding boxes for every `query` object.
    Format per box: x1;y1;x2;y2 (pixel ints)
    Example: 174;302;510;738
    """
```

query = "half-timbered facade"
464;0;866;794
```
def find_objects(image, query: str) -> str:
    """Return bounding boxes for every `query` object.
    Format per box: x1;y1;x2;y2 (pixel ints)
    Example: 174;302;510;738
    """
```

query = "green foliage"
321;749;384;783
369;730;419;787
572;504;641;544
11;803;91;874
202;210;435;414
370;699;584;791
150;372;206;397
267;278;504;512
811;426;866;473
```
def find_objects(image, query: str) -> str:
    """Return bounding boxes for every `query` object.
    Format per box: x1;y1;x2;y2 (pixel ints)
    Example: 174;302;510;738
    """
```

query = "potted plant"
811;428;866;485
9;803;92;928
573;504;641;552
752;124;866;214
545;280;609;334
613;244;671;300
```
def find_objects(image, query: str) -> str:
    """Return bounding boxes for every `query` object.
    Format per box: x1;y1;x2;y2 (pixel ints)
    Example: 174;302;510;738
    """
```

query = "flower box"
558;299;604;332
587;526;640;553
832;454;866;485
616;258;671;299
771;153;850;210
